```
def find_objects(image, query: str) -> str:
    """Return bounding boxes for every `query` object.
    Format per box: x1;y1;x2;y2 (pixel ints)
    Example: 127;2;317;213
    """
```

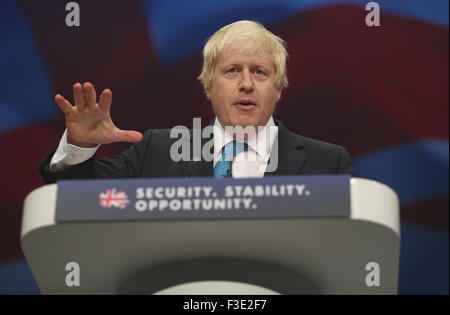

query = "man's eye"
255;69;265;75
227;68;237;73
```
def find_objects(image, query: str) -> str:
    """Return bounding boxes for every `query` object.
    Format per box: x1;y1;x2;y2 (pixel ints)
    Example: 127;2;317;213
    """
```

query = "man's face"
206;46;281;129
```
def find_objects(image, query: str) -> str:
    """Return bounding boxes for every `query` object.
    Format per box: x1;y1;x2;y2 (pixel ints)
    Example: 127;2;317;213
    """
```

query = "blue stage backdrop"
0;0;448;294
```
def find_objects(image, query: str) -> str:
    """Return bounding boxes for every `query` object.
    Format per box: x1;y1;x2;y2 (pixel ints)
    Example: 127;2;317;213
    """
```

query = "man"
39;20;354;183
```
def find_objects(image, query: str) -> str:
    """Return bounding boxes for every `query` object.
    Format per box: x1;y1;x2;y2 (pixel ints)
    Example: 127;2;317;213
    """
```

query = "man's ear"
276;88;282;102
205;88;211;101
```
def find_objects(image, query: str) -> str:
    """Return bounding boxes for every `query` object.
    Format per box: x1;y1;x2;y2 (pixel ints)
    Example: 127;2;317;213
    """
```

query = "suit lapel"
181;124;214;177
264;120;308;176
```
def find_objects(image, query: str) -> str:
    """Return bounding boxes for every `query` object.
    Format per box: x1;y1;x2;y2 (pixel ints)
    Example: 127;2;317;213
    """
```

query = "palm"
65;103;116;144
55;82;142;147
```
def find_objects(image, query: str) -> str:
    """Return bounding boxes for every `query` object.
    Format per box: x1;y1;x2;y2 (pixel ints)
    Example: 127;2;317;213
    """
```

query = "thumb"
115;129;143;143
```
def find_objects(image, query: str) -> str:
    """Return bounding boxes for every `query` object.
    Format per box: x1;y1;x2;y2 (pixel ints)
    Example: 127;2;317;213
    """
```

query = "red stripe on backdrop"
269;5;449;156
16;0;157;84
401;195;449;231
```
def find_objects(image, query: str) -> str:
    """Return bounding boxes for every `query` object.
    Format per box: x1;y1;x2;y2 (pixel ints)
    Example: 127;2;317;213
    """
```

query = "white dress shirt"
213;117;278;178
49;117;278;178
49;129;100;172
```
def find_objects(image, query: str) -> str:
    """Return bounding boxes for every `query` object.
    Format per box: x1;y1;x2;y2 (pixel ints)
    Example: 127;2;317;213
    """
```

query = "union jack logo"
99;188;129;209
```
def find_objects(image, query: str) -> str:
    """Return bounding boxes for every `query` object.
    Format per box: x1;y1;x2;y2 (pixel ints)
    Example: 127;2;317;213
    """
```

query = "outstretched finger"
73;83;86;109
98;89;112;111
114;129;143;143
55;94;74;115
83;82;97;109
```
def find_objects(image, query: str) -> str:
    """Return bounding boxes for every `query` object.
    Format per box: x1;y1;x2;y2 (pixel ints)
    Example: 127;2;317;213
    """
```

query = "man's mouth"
234;99;256;111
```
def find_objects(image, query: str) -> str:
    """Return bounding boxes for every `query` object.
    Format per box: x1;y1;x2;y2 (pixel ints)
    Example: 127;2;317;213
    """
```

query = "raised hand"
55;82;143;147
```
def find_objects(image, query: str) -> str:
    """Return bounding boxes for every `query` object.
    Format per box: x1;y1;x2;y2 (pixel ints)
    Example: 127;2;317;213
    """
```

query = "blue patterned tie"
214;141;248;178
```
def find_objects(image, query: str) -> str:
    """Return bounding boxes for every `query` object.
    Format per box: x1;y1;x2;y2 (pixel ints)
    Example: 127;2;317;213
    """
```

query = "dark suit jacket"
39;119;355;184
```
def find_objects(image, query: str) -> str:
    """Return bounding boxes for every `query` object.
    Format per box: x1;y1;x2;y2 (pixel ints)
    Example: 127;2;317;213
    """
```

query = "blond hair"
198;20;288;91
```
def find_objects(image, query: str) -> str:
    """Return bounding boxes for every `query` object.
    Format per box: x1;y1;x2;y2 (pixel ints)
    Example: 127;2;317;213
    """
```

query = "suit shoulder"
284;130;354;175
276;119;347;153
290;132;353;163
292;132;346;154
304;136;344;150
141;129;172;141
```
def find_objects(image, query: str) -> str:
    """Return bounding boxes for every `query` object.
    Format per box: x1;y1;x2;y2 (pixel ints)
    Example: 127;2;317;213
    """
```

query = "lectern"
21;175;400;294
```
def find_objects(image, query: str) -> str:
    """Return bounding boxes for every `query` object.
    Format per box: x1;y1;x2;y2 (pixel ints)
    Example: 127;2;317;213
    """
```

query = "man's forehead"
218;46;273;66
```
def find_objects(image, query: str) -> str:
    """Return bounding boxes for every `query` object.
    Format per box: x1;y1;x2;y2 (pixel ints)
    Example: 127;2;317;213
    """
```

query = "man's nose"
239;69;254;92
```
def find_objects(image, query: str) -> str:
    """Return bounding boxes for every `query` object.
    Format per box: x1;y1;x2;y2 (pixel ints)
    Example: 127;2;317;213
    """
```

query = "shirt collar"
213;117;278;163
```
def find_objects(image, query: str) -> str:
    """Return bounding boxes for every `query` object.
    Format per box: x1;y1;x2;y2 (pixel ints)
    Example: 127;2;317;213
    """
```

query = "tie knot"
222;141;248;161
